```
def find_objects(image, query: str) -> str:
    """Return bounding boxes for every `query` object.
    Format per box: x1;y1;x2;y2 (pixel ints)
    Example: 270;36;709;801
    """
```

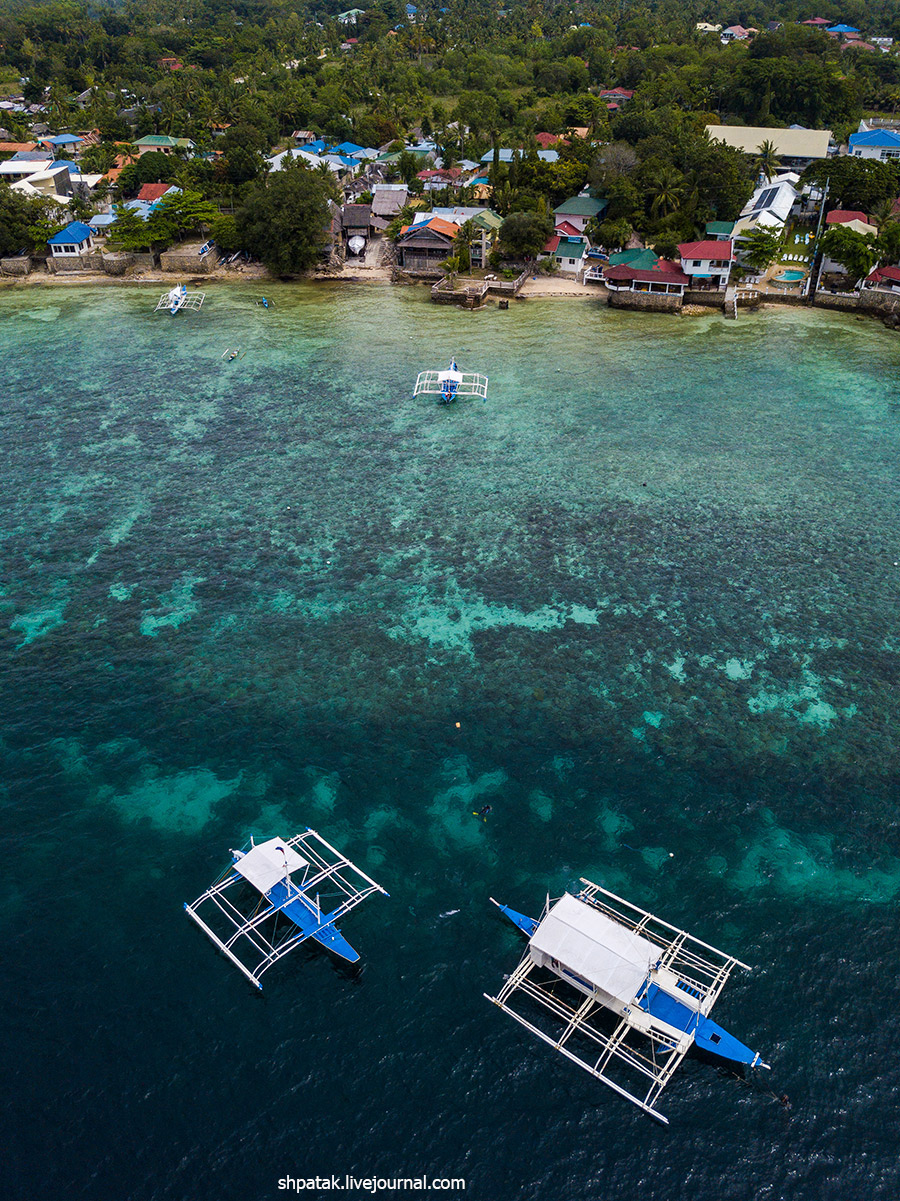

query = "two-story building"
677;240;733;289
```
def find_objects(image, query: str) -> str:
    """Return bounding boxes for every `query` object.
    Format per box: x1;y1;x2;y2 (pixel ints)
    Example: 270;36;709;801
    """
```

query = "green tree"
498;210;553;260
106;205;153;252
210;214;241;253
802;158;900;213
0;189;52;256
647;165;685;220
738;226;784;272
821;225;877;282
237;161;330;274
876;218;900;264
753;139;781;182
590;217;632;250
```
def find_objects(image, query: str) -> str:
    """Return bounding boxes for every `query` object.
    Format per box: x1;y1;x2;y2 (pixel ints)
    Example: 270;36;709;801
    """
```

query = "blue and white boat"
414;358;488;404
155;283;205;314
486;878;769;1124
185;829;389;988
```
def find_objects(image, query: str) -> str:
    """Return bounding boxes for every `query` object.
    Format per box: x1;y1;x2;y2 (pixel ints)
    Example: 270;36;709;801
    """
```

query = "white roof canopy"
234;837;308;894
529;892;658;1002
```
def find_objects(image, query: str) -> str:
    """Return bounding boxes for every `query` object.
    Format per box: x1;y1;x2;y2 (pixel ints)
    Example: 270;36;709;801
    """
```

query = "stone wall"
855;289;900;316
1;256;31;276
684;290;725;309
46;253;102;273
159;250;213;274
607;289;682;312
102;252;134;276
812;293;857;313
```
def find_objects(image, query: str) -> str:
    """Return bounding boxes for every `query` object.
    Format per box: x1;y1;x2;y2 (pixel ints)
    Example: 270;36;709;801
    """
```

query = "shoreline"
0;266;892;325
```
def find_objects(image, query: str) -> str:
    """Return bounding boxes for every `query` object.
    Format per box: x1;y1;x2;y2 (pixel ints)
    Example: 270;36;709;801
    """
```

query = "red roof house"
826;209;870;225
865;265;900;292
137;183;175;202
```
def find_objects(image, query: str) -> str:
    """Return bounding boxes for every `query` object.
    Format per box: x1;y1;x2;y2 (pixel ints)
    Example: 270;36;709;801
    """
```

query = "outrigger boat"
414;358;488;405
185;829;388;989
155;283;205;315
486;878;769;1124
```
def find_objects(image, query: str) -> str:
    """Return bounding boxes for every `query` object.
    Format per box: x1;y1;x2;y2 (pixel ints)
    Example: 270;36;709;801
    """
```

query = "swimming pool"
773;268;807;285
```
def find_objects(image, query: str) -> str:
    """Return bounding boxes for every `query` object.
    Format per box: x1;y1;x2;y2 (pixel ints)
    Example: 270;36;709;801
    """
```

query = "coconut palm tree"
648;166;685;220
754;139;781;182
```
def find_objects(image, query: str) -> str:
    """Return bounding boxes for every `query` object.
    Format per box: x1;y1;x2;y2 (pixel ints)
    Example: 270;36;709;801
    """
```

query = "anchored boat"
414;358;488;404
486;878;768;1124
185;829;388;989
155;283;205;315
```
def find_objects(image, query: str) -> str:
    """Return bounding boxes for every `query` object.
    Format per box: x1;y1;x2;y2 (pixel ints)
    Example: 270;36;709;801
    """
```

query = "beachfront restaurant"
599;249;689;295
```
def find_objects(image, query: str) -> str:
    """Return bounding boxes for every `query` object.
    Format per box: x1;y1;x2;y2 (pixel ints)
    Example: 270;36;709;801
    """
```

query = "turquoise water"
774;270;807;284
3;282;900;1199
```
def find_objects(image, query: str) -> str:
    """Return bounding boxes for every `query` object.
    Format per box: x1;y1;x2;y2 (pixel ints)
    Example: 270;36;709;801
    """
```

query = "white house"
847;129;900;160
540;233;589;273
47;221;94;257
677;240;733;289
733;174;799;236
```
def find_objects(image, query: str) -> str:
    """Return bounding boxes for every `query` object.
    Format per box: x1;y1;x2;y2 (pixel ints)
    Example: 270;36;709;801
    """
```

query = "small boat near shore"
155;283;205;315
486;877;769;1124
414;358;488;404
185;829;389;989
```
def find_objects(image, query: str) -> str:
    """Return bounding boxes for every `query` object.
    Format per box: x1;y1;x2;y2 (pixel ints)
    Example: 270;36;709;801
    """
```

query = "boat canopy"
233;837;308;894
529;892;658;1002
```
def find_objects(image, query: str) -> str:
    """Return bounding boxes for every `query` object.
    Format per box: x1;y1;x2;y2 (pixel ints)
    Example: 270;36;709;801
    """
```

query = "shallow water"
3;282;900;1200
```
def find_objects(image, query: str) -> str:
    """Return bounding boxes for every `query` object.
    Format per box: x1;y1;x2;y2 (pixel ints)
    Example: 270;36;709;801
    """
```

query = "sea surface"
2;282;899;1201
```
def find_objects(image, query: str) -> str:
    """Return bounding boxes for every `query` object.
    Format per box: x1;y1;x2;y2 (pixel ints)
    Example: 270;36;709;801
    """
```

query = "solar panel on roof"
752;186;779;213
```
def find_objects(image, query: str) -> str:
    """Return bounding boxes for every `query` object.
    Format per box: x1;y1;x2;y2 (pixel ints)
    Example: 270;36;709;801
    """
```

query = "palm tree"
870;196;897;229
754;139;781;182
648;166;685;220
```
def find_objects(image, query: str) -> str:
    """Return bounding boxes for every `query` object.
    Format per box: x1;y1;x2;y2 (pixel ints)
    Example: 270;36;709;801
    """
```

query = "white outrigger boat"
486;878;769;1124
414;358;488;404
185;829;388;989
155;283;205;315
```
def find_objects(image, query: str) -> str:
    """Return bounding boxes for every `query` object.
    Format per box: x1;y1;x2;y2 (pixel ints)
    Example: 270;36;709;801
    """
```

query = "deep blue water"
3;282;900;1201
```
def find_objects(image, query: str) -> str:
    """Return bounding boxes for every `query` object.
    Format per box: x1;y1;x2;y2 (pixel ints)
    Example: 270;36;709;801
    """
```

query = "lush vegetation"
4;0;900;264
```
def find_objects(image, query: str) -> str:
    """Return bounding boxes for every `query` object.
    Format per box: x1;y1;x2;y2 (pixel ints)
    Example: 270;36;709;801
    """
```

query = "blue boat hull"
267;880;360;963
636;980;763;1067
494;901;540;937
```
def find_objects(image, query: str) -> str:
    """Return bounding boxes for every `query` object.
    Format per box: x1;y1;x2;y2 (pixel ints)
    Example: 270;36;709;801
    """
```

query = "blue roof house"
848;129;900;161
48;220;94;257
332;141;365;156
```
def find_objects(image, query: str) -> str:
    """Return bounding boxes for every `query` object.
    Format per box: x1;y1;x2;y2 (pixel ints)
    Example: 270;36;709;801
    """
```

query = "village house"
553;194;607;232
677;240;733;289
395;216;458;272
862;265;900;294
418;207;501;267
821;210;878;274
721;25;756;41
133;134;195;156
48;221;94;257
371;183;409;229
705;220;736;240
848;129;900;160
733;174;800;238
540;233;589;273
341;203;373;251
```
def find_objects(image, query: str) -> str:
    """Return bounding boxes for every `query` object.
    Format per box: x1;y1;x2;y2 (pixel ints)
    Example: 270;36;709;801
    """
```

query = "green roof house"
705;220;736;240
134;135;195;156
553;194;607;233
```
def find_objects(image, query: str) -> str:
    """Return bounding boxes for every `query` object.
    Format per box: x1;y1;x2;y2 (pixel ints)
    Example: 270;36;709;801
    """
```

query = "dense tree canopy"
236;161;332;274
